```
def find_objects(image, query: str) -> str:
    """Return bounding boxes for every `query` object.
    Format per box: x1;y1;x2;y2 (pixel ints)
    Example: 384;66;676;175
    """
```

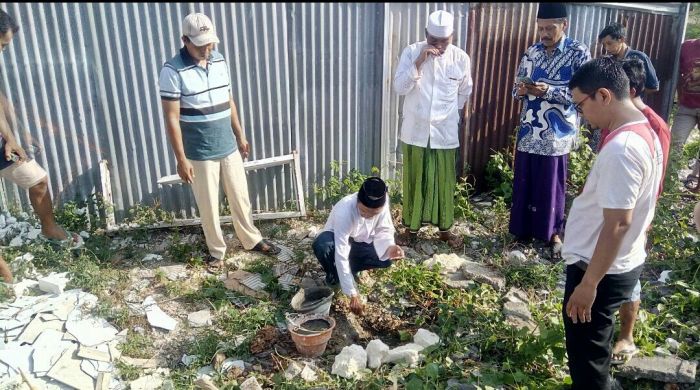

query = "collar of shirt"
534;34;568;55
180;46;212;68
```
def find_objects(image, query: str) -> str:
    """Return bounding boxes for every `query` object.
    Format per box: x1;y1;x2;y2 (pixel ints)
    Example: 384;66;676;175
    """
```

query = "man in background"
393;10;473;249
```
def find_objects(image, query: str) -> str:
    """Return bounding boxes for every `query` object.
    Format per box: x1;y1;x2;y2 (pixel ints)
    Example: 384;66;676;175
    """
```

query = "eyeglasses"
573;94;594;114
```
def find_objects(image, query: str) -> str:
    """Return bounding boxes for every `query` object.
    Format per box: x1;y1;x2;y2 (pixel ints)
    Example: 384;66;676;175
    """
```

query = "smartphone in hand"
517;76;536;85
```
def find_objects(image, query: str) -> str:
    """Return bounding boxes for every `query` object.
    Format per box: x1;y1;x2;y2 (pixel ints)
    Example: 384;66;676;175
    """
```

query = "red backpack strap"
599;122;661;197
599;122;656;158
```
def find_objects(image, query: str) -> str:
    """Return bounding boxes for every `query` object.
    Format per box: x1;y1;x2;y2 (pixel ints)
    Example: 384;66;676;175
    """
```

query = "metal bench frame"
100;151;306;231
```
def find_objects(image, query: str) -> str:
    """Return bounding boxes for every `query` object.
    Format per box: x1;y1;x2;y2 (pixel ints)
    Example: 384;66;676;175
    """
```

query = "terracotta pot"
288;314;336;357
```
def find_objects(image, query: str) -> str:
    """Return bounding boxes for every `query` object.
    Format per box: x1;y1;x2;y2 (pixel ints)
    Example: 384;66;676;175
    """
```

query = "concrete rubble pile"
0;286;126;389
331;328;441;379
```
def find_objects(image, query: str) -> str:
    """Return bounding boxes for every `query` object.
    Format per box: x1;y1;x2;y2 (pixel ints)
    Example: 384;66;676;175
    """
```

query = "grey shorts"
624;279;641;303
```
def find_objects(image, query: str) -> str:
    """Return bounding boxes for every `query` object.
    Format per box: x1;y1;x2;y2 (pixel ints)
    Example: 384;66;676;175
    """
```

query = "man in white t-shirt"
563;57;663;389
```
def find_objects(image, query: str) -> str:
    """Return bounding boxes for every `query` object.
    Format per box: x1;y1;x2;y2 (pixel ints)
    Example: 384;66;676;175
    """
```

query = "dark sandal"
252;239;281;256
204;256;225;273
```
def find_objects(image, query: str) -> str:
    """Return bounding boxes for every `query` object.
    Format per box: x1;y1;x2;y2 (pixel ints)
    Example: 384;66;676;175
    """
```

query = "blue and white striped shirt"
159;48;236;161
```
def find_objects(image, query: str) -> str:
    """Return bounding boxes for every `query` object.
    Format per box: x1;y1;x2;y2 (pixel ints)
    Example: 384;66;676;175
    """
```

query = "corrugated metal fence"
0;3;687;220
464;2;687;189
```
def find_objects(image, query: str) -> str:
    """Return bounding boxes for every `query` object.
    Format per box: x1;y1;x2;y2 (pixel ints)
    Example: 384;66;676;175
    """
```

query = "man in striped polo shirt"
159;13;279;270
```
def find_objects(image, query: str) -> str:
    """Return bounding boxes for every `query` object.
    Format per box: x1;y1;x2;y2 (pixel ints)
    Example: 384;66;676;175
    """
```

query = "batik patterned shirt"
512;36;591;156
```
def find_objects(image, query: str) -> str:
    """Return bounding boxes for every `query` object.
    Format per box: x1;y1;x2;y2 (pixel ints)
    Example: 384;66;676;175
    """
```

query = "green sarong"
401;143;456;231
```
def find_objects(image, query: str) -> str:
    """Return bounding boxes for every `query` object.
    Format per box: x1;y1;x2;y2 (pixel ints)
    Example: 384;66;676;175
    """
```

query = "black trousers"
312;231;391;282
563;262;642;390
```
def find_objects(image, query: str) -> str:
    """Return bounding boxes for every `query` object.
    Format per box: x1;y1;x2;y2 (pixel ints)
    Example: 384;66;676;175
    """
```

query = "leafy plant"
124;201;175;226
54;200;90;233
485;150;514;204
314;160;378;205
454;175;477;220
568;126;596;195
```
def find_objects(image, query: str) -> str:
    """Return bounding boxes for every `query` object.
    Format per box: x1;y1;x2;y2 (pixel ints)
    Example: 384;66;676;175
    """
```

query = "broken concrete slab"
96;372;111;390
617;356;697;383
240;376;263;390
506;250;529;265
413;329;440;348
223;270;270;300
0;306;20;320
181;354;198;367
221;358;245;373
331;344;367;379
141;254;163;262
278;273;297;291
503;287;529;304
385;343;425;365
187;310;212;328
196;365;216;380
503;301;539;335
460;261;505;291
119;356;166;369
284;361;303;380
46;346;95;390
77;345;112;363
143;296;177;331
65;308;119;347
240;273;266;291
441;271;476;289
299;364;317;382
366;339;389;369
424;253;470;273
17;316;64;344
0;343;33;376
130;373;164;390
37;273;69;295
80;358;114;379
158;264;188;281
419;242;435;256
10;279;39;298
33;344;72;377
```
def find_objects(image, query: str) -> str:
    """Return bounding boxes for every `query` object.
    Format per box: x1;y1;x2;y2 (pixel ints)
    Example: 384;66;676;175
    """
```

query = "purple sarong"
509;151;568;242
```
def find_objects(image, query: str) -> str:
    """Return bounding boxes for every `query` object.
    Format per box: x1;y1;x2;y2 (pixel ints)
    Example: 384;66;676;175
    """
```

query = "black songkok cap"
537;3;568;19
358;177;387;209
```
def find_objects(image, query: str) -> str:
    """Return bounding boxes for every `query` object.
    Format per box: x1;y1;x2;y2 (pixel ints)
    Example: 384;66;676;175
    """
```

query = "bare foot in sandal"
204;255;225;273
611;338;638;365
550;234;563;261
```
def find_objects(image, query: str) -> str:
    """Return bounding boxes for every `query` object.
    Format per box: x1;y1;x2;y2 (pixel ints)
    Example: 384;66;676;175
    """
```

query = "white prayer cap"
426;10;454;38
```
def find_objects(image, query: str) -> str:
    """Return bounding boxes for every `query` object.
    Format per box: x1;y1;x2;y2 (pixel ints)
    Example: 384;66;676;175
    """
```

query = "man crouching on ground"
312;177;405;315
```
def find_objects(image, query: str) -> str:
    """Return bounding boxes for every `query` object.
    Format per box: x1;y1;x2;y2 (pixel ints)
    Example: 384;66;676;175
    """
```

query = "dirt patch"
333;298;404;334
250;325;279;354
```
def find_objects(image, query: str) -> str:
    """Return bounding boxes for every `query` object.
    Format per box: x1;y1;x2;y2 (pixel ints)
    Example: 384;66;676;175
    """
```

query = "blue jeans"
312;231;391;283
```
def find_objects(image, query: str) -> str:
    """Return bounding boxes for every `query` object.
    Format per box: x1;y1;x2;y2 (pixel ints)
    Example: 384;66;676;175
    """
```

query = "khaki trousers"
190;150;262;259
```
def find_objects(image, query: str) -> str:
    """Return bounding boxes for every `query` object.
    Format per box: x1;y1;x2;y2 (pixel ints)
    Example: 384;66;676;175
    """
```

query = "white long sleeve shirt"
322;193;396;296
394;41;473;149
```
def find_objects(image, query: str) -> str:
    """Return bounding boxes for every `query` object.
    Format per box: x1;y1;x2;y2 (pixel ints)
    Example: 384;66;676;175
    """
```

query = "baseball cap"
182;13;220;46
